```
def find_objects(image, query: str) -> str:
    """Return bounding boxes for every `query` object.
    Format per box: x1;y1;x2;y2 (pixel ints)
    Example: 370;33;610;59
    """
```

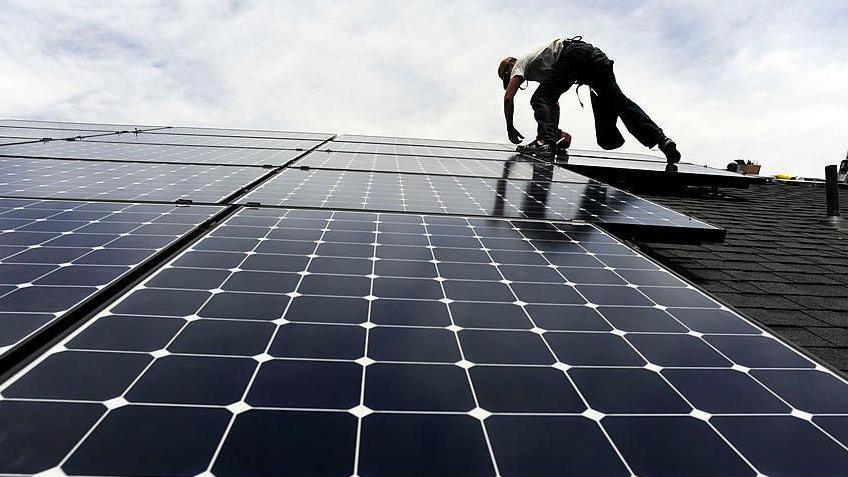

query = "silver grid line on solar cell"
0;208;845;476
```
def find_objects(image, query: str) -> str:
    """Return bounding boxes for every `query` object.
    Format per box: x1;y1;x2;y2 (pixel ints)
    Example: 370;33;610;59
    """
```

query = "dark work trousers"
530;42;665;149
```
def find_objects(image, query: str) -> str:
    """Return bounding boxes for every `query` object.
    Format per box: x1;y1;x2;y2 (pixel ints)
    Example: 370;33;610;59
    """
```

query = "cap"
498;57;515;90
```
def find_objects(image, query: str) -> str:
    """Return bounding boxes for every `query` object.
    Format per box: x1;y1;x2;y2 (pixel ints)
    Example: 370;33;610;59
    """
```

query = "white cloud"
0;0;846;177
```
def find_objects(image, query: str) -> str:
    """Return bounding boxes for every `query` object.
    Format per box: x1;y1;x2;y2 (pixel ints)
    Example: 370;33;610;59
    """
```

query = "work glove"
507;127;524;144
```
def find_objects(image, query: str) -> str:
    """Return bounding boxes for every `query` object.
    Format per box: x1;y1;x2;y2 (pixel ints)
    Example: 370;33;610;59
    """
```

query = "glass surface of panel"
0;157;266;203
0;198;220;359
0;141;301;167
1;208;846;477
297;151;592;182
238;168;719;232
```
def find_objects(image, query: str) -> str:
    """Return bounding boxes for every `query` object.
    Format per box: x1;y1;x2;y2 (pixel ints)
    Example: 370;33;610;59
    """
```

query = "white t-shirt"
511;38;565;83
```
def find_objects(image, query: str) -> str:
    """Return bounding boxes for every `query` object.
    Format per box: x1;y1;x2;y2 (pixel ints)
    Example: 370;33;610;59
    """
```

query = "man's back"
511;38;565;83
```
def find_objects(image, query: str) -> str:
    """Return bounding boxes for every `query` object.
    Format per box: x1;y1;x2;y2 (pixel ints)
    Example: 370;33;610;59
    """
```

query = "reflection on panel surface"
239;167;719;232
1;208;845;477
0;157;266;203
0;198;220;358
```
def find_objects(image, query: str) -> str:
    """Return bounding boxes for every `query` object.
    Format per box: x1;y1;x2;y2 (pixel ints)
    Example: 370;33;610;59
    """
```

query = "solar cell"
0;140;302;167
237;167;721;238
296;150;593;182
89;132;323;150
0;198;220;360
0;157;267;203
336;134;513;150
1;207;846;476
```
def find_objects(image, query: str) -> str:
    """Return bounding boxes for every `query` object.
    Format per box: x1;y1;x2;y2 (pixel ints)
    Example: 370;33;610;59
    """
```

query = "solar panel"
0;157;267;203
296;150;593;182
237;168;722;239
0;141;303;167
337;134;513;150
0;198;220;360
562;149;754;187
150;127;333;140
90;132;323;150
1;207;846;477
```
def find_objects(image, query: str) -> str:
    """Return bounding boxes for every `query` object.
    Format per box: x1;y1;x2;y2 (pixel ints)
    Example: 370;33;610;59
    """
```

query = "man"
499;37;681;163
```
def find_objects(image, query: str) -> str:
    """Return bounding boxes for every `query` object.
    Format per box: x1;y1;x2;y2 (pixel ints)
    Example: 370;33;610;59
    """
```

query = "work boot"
657;137;681;164
519;140;554;158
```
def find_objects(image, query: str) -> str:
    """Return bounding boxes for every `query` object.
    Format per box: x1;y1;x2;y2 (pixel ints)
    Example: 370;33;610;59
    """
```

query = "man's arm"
504;75;524;144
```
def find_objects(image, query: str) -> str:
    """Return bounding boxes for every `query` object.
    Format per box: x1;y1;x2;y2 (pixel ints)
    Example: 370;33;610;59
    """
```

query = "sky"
1;0;846;177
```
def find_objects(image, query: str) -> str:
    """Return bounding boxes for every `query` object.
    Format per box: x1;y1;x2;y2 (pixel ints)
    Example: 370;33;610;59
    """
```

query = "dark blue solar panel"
0;198;220;359
1;208;846;476
0;157;266;203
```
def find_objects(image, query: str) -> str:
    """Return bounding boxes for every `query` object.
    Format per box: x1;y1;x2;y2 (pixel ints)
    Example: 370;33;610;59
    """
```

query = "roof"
2;120;848;476
625;180;848;373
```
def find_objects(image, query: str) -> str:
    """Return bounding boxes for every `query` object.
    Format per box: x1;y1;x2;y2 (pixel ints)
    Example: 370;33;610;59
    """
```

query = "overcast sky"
1;0;846;177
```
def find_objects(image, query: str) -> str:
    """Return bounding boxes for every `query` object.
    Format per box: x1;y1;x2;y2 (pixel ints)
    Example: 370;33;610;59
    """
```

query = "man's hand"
507;127;524;144
503;75;525;144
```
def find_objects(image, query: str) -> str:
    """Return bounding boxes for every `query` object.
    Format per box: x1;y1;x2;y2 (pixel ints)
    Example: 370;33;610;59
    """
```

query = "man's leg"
530;59;577;143
590;89;625;150
591;63;665;148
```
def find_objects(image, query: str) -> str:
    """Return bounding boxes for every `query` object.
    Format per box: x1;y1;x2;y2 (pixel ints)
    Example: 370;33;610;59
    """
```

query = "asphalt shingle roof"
627;180;848;373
